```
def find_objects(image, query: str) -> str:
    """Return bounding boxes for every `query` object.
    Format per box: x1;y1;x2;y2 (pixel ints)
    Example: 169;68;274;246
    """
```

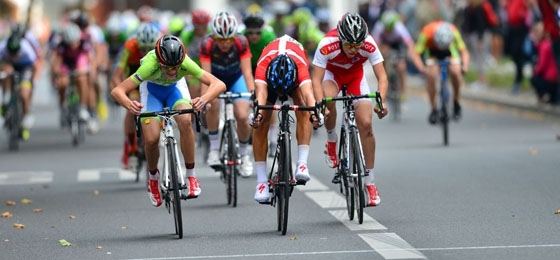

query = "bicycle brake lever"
375;91;384;119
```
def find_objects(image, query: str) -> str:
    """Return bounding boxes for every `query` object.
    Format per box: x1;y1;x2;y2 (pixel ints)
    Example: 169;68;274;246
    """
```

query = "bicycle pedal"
258;200;271;205
332;175;341;184
296;180;307;185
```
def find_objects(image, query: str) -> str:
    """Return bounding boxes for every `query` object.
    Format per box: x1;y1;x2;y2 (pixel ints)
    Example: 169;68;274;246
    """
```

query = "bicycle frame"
65;72;86;147
254;97;319;235
322;86;383;224
138;107;200;239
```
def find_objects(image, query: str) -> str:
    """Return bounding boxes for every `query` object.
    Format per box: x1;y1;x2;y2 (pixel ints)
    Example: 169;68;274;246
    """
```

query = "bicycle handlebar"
218;92;253;99
136;108;201;134
321;91;384;118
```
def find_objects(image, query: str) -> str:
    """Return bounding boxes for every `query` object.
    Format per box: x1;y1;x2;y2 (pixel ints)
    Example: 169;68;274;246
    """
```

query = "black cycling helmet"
337;12;368;44
243;15;264;29
7;35;21;54
10;23;26;37
266;54;298;96
155;35;186;66
73;12;90;30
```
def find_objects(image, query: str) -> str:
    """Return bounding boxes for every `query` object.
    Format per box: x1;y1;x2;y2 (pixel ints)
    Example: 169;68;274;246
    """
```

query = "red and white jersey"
255;34;311;87
312;29;383;73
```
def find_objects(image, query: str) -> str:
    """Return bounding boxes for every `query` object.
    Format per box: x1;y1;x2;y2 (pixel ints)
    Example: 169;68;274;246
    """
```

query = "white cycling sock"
365;168;374;185
239;141;248;156
268;120;278;144
255;161;267;183
208;131;219;151
326;129;337;143
297;145;309;165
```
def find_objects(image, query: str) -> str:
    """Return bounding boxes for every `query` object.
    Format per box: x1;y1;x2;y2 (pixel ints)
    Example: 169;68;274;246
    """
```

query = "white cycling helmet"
211;11;238;39
434;22;454;50
105;16;122;35
62;22;82;44
136;22;160;48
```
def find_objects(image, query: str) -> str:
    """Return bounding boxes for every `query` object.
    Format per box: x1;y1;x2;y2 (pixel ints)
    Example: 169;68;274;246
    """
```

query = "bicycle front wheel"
7;95;22;151
350;131;365;224
278;133;291;235
167;140;183;239
338;129;354;220
226;122;238;207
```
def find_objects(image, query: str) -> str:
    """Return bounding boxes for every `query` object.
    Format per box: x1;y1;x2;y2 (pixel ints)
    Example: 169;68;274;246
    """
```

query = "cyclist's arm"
111;77;141;114
111;49;131;90
254;81;268;107
372;61;388;104
240;57;255;92
411;33;428;73
195;71;226;110
199;60;212;96
453;31;470;73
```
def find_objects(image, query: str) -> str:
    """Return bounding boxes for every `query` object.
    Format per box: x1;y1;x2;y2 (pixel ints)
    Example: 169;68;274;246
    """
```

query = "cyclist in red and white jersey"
248;35;324;203
312;12;388;207
199;11;255;177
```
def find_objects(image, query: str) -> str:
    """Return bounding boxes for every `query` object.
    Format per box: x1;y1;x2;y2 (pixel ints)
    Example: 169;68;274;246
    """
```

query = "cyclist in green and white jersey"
111;35;226;207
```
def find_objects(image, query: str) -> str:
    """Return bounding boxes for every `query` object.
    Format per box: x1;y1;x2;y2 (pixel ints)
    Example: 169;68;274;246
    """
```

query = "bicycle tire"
226;122;238;207
338;128;354;220
167;140;183;239
280;132;291;235
350;129;365;224
8;91;22;151
440;89;449;146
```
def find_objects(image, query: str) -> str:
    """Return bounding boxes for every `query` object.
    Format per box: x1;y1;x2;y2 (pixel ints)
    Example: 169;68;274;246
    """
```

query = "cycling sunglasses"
342;42;363;50
214;37;234;44
159;62;181;71
245;30;262;35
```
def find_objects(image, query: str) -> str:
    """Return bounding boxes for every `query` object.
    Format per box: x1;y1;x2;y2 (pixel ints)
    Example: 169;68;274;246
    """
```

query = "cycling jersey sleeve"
131;52;158;85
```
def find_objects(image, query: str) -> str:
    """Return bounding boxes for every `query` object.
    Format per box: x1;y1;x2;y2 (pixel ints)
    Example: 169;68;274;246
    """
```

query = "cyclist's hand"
374;102;388;119
128;100;144;115
248;112;263;128
310;113;324;129
190;97;206;112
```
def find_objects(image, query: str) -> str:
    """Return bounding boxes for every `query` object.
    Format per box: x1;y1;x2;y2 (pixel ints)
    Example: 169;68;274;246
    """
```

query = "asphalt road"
1;74;560;260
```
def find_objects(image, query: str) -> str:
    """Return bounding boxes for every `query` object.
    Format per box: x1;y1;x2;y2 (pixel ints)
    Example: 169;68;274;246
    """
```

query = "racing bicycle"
438;59;451;146
210;92;252;207
1;71;23;151
325;85;383;224
254;97;320;235
137;107;200;239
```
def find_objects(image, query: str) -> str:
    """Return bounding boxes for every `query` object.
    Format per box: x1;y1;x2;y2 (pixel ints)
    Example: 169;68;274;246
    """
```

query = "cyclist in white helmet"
200;11;255;178
111;22;160;170
52;22;97;133
411;20;470;125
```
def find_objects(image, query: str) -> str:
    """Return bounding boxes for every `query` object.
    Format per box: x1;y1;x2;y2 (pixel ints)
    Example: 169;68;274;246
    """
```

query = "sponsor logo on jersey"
362;42;377;53
320;42;340;55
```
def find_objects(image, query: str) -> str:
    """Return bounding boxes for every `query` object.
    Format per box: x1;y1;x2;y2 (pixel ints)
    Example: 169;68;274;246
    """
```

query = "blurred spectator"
359;0;388;34
415;0;451;35
461;0;499;90
504;0;533;94
315;7;330;34
536;0;560;106
529;22;558;104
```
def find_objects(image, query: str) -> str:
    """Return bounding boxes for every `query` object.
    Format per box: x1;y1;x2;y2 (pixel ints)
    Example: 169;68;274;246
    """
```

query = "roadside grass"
464;58;532;91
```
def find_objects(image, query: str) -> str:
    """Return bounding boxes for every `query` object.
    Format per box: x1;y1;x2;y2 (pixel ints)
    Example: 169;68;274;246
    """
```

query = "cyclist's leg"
19;69;34;139
170;78;200;197
0;64;13;115
202;78;222;166
253;95;274;202
448;57;463;119
122;88;140;169
230;76;253;176
322;71;340;168
291;87;312;182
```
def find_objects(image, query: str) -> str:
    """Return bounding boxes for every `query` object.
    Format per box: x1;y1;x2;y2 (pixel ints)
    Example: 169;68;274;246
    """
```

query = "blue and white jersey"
0;39;37;69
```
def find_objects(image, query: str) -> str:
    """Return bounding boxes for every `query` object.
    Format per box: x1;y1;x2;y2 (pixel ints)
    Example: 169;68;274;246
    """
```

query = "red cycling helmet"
191;9;211;25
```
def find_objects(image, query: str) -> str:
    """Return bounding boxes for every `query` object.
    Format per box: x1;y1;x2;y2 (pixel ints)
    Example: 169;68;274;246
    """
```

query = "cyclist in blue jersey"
199;11;255;177
111;35;226;207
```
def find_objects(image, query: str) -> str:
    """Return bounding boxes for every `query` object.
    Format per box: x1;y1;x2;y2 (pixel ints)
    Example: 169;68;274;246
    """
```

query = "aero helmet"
266;54;298;96
155;35;186;66
337;12;368;44
211;11;238;39
434;22;454;50
136;22;160;49
62;22;82;45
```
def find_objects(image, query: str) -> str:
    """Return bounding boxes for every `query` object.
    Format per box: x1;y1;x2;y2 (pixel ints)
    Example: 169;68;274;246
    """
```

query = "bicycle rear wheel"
167;140;183;239
350;131;365;224
338;128;354;220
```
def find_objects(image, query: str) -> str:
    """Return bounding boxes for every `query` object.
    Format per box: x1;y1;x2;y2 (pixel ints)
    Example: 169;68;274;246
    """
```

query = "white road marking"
77;169;100;182
304;190;347;208
119;169;138;181
0;171;53;185
359;233;426;259
329;209;387;231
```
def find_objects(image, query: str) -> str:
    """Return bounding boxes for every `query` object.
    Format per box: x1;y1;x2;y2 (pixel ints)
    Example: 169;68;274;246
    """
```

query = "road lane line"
304;190;347;208
359;233;426;259
329;209;387;231
77;169;100;182
0;171;53;185
118;169;137;181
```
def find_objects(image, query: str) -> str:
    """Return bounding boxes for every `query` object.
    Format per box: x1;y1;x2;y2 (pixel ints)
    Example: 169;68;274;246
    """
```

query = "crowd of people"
1;0;559;207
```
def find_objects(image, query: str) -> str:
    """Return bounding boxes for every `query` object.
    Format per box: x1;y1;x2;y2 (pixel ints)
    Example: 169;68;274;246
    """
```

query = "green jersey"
130;50;205;86
242;28;277;71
